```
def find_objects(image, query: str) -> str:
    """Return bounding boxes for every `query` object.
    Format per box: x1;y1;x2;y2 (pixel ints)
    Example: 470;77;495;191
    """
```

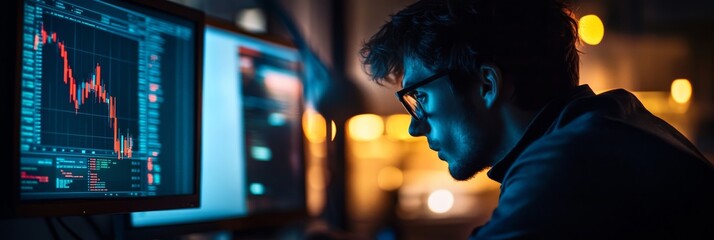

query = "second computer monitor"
125;19;305;238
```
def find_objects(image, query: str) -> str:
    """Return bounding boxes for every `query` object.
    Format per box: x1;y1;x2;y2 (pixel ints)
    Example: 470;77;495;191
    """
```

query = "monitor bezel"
115;16;308;239
4;0;204;218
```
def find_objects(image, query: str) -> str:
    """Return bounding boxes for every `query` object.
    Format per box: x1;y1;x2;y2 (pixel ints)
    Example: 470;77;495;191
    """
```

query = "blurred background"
4;0;714;239
162;0;714;239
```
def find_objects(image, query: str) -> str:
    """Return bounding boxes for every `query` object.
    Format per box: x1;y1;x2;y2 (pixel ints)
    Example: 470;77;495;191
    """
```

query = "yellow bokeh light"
302;109;326;143
386;114;416;141
331;120;337;141
377;166;403;191
347;114;384;141
579;15;605;45
427;189;454;214
671;79;692;104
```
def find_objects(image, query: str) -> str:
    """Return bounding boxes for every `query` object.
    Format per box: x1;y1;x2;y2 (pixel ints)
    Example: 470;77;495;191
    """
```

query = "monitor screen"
122;20;305;238
7;0;203;216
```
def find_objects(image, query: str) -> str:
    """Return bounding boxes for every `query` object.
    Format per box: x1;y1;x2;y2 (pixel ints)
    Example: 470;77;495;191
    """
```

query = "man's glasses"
395;70;449;120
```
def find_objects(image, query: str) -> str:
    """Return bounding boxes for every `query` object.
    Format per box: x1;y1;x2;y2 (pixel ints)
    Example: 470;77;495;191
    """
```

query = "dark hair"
360;0;580;110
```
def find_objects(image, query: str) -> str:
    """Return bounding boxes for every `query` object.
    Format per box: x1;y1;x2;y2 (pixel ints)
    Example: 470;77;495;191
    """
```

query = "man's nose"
408;116;427;137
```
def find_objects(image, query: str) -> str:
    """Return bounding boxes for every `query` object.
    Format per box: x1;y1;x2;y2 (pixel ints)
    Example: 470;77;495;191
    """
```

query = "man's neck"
499;104;539;159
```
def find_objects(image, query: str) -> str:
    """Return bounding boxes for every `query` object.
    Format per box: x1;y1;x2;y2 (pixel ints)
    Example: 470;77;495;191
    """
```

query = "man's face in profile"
400;57;502;180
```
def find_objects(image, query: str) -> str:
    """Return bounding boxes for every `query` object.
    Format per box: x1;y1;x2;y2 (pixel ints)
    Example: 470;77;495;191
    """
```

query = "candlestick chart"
34;23;136;159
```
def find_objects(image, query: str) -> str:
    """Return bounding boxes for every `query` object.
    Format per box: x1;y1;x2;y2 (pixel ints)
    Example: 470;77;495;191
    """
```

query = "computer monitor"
118;18;306;239
3;0;203;217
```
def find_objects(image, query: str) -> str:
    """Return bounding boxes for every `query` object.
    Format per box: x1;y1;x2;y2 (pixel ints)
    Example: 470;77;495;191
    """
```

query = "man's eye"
415;93;426;103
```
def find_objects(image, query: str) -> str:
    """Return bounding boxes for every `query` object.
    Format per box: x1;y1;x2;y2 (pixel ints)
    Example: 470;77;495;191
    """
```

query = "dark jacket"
471;85;714;239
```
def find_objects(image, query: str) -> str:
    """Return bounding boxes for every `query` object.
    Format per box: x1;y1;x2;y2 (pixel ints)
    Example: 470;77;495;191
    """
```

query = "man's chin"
448;166;475;181
448;161;487;181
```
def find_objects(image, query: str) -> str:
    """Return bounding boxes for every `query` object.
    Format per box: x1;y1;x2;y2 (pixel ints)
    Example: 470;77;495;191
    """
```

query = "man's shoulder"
508;96;708;179
496;86;711;185
519;112;700;170
541;89;706;161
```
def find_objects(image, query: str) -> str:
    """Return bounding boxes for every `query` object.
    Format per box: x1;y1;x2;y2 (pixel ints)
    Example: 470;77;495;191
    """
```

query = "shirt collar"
487;85;596;183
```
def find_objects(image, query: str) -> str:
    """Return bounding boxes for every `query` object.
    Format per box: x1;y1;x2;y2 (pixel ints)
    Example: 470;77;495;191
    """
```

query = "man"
359;0;714;238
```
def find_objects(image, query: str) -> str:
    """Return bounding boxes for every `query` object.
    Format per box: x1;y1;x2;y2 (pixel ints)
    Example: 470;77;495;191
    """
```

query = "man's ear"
479;63;503;109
